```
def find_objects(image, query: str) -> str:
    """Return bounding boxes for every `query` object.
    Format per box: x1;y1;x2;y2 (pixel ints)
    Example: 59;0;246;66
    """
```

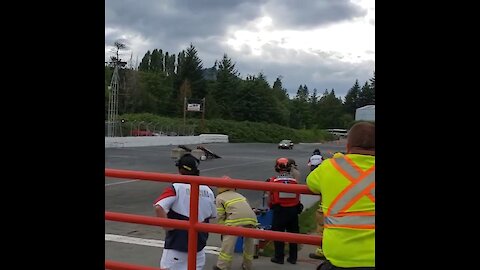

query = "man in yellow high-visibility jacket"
309;152;344;260
307;122;375;270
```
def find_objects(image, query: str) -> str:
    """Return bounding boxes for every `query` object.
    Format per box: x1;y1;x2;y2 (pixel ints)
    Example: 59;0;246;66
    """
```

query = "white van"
326;129;348;139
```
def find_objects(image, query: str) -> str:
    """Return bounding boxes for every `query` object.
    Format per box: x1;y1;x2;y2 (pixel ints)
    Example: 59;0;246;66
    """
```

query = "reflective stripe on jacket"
216;190;258;227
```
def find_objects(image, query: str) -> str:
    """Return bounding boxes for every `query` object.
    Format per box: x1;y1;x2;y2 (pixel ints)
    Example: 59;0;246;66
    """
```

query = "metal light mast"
107;64;120;137
106;40;127;137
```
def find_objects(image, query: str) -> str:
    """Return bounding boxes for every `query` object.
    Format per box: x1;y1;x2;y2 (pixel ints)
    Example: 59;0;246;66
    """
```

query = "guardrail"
105;169;322;270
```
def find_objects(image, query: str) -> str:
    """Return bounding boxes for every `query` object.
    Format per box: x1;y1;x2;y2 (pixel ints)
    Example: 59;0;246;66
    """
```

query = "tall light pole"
107;65;119;137
106;40;127;137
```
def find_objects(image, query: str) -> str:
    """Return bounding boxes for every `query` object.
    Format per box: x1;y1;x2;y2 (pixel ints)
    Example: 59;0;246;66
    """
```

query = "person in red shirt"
266;157;303;265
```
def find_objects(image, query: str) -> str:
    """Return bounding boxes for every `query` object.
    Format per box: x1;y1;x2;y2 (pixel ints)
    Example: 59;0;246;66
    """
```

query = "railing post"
188;183;199;270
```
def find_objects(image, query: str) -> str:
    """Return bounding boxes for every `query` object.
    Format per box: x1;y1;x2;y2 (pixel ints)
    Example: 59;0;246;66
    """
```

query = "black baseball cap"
176;153;200;173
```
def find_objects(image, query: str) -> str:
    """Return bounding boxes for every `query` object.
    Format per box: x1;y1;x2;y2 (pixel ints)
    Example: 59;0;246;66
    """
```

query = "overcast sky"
105;0;374;99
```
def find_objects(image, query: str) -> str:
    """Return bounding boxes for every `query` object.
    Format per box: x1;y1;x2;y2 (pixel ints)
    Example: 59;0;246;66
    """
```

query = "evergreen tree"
212;54;240;119
165;52;176;76
171;44;206;116
150;49;161;72
289;85;310;128
358;81;375;107
343;79;361;115
138;50;151;72
369;71;375;104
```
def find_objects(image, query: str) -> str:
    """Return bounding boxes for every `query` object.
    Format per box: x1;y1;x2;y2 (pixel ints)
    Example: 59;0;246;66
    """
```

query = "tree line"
105;43;375;129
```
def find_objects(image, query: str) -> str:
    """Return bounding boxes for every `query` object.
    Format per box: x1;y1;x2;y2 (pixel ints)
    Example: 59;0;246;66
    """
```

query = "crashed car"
278;139;294;149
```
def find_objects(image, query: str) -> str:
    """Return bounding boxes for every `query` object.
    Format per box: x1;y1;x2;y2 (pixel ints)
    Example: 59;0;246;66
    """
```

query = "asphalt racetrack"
105;141;346;268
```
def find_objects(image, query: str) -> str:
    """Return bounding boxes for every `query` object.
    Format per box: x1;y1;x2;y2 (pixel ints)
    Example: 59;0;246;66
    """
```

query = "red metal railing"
105;168;322;270
105;260;160;270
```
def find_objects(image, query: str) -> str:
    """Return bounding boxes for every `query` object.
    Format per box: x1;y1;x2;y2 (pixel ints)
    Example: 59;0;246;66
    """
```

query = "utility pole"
107;64;119;137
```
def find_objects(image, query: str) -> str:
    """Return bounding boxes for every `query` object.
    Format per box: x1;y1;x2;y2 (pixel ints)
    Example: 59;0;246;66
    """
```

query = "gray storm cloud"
105;0;374;97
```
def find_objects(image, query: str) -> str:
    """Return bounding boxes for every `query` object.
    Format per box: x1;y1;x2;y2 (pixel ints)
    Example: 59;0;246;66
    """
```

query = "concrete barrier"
105;134;229;148
198;134;229;143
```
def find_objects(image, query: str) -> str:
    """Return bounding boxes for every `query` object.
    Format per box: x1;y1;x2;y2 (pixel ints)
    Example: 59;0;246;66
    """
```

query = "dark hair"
347;122;375;150
287;158;296;166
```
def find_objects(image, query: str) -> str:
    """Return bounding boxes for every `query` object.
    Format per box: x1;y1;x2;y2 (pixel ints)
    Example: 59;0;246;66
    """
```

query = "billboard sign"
187;103;201;111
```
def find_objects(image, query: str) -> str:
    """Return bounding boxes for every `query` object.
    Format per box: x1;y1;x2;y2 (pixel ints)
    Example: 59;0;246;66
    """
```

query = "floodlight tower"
106;41;127;137
107;64;120;137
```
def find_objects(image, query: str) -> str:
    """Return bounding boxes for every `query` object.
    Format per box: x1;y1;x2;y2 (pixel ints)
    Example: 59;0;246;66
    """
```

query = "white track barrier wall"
105;134;229;148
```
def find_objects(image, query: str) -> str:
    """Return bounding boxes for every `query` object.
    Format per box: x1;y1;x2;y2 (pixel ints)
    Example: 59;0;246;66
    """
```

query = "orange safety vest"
306;154;375;267
325;157;375;229
268;175;300;207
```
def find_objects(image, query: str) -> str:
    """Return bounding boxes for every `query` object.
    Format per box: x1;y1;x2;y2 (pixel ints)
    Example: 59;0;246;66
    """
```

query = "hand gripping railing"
105;168;322;270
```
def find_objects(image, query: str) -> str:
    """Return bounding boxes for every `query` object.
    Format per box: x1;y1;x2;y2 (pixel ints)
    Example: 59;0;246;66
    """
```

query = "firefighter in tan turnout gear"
213;176;259;270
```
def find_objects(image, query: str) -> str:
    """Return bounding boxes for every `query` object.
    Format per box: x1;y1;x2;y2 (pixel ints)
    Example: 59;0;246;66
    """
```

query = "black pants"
317;260;375;270
271;205;299;261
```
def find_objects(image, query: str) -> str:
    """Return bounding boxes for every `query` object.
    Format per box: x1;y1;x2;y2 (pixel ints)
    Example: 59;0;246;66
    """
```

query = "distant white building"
355;105;375;121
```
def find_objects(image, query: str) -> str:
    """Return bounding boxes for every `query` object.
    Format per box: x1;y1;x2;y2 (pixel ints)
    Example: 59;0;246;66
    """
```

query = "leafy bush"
118;113;335;142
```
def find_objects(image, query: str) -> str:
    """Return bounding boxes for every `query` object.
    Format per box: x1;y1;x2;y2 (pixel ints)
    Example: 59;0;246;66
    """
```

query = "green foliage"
343;79;361;116
119;113;334;143
165;52;176;76
258;202;318;257
343;73;375;121
109;46;376;130
369;71;375;92
138;50;151;72
259;239;304;257
176;44;206;99
358;81;375;108
150;49;163;73
120;113;184;126
210;54;239;119
338;113;355;128
289;85;312;129
314;89;345;129
299;200;320;234
231;73;275;123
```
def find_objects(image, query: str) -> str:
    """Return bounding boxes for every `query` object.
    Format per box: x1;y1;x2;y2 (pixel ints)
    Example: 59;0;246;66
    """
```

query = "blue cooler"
234;209;272;253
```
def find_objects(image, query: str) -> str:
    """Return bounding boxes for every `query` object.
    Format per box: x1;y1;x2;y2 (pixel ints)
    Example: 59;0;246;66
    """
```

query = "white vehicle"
278;139;294;149
326;129;348;139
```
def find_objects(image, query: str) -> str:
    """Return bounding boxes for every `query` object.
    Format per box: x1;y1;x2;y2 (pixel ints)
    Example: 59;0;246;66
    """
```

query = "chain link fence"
105;121;196;137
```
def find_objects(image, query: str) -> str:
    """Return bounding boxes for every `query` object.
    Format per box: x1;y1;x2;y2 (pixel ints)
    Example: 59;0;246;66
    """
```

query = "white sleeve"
210;193;217;219
155;196;176;212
